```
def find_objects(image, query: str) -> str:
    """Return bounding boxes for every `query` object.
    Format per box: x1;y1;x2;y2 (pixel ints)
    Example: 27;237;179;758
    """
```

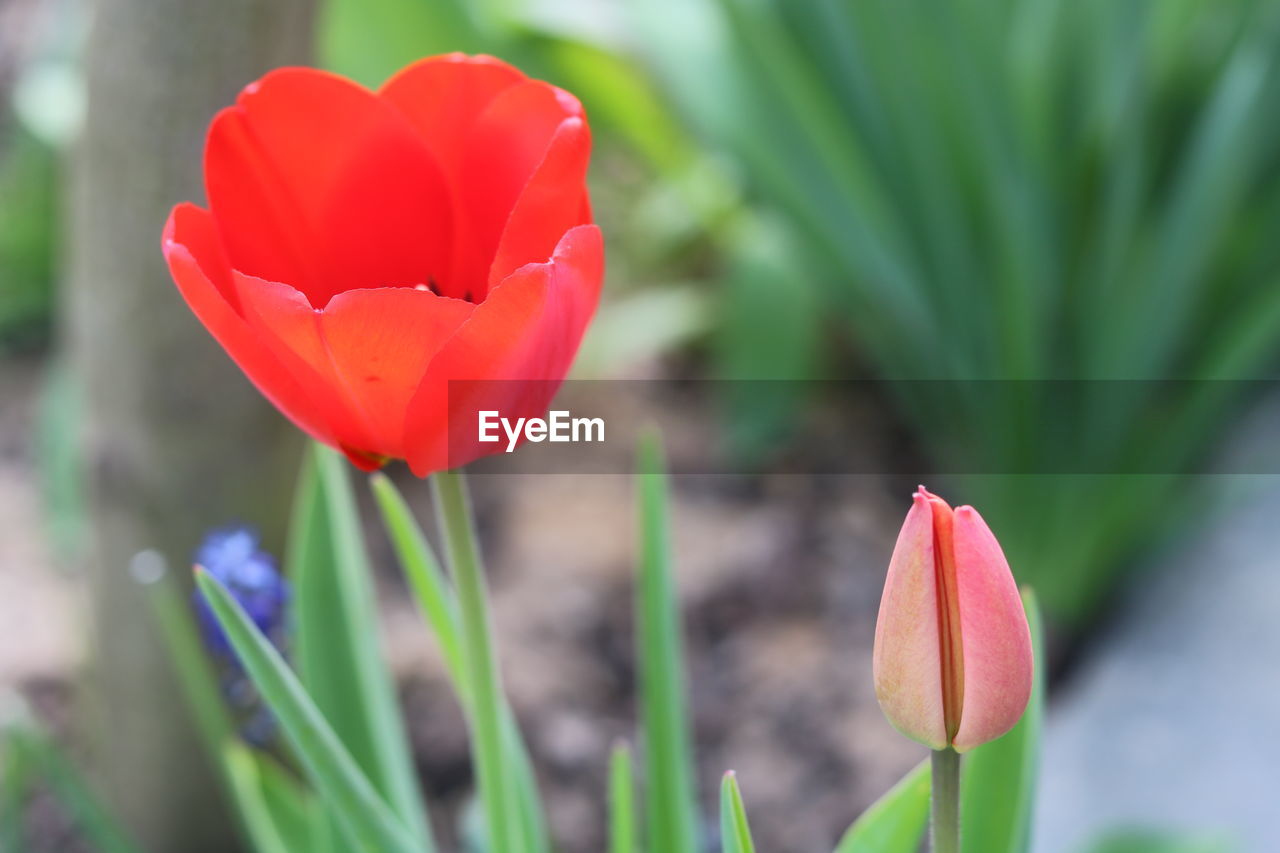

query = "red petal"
950;505;1034;752
403;224;604;476
234;277;474;460
379;54;527;181
206;68;452;307
873;492;949;750
488;116;592;286
162;204;336;444
321;288;474;457
455;80;585;299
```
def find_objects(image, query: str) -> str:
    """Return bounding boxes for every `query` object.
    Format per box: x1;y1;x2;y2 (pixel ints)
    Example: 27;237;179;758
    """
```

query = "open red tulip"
873;487;1033;752
162;54;602;476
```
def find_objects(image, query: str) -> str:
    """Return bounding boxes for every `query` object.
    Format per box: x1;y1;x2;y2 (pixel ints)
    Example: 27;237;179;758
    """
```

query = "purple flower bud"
193;525;289;658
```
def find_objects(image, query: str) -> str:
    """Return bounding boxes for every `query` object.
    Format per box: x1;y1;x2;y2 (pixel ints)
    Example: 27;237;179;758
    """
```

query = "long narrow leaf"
222;744;299;853
195;569;419;853
719;772;757;853
369;473;465;679
834;762;930;853
142;565;236;758
289;444;432;848
253;748;318;851
636;431;700;853
143;564;307;852
960;588;1045;853
609;742;638;853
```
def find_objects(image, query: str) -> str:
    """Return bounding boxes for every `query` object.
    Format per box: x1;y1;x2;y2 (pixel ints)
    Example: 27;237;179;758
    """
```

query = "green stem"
931;748;961;853
433;469;515;853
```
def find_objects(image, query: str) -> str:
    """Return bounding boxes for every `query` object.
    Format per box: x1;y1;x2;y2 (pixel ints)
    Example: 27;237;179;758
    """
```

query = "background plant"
627;0;1280;623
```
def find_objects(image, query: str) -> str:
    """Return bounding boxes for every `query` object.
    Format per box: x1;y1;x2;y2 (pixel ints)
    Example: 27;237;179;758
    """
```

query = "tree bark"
66;1;314;850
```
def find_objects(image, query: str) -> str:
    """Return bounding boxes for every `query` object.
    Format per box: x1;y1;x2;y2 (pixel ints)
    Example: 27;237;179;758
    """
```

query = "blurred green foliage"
629;0;1280;623
1083;829;1236;853
319;0;691;176
0;122;58;351
0;701;142;853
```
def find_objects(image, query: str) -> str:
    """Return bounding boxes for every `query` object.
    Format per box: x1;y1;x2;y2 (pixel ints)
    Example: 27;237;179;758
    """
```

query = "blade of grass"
196;568;419;853
289;444;432;849
636;430;699;853
834;761;930;853
370;472;549;853
609;742;638;853
719;772;756;853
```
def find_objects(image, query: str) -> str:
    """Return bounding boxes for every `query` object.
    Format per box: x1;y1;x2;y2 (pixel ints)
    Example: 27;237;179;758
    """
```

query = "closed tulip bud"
873;486;1033;752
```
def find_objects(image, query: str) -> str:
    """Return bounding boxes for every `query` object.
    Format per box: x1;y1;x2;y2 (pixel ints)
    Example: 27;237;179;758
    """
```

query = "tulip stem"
930;748;961;853
433;469;515;853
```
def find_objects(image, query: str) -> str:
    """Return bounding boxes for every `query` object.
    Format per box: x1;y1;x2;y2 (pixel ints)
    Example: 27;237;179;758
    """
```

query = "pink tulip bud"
873;487;1033;752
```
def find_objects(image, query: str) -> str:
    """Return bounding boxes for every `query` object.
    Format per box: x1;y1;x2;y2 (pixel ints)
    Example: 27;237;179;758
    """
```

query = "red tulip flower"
873;487;1033;752
163;54;602;475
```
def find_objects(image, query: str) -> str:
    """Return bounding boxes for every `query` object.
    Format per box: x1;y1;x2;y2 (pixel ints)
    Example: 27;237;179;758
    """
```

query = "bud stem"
930;748;961;853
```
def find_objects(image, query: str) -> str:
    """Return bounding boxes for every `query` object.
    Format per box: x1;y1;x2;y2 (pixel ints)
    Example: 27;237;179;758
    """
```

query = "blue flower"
193;525;289;658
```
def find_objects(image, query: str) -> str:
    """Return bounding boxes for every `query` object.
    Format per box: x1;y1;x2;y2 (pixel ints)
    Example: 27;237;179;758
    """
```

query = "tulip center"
929;498;965;743
412;276;480;304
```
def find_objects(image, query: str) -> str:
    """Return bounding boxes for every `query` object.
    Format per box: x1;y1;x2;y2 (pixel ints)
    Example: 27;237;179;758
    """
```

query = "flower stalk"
432;468;516;853
930;748;960;853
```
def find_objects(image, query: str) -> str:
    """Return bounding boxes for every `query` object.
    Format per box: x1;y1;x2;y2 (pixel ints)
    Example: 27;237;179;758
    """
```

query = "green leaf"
960;588;1045;853
289;444;432;849
834;761;930;853
370;471;549;853
142;565;236;757
521;30;693;173
195;569;419;853
0;124;57;350
143;561;332;853
636;431;700;853
369;473;465;681
143;560;329;853
222;744;303;853
0;728;29;852
7;724;144;853
317;0;485;88
608;742;638;853
1081;829;1236;853
719;772;757;853
253;751;317;851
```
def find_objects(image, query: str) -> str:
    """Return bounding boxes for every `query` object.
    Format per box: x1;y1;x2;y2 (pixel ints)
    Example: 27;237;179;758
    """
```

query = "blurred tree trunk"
65;1;314;850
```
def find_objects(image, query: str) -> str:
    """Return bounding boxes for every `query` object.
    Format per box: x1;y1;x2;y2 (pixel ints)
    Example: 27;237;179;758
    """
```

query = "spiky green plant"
631;0;1280;621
